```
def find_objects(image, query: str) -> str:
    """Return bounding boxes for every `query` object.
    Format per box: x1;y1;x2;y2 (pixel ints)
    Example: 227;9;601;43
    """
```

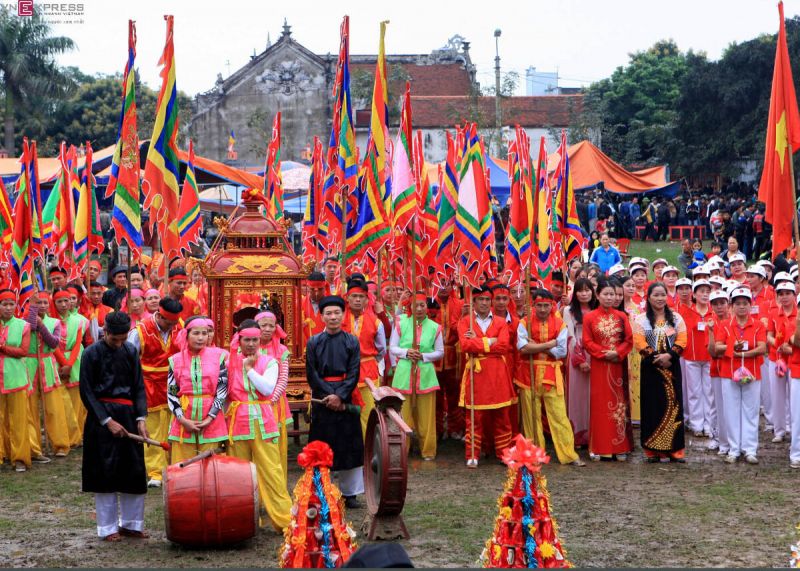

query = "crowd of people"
4;235;800;542
571;182;776;262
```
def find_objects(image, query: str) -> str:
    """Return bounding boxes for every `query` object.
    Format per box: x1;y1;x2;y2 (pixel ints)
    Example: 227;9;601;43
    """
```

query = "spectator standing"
629;197;641;238
657;199;671;242
677;239;694;274
588;233;622;273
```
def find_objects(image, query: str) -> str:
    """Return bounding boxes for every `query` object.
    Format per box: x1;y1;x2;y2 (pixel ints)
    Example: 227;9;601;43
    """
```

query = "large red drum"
163;455;259;546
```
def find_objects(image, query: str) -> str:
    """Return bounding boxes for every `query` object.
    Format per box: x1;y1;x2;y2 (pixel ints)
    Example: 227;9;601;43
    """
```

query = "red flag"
758;1;800;258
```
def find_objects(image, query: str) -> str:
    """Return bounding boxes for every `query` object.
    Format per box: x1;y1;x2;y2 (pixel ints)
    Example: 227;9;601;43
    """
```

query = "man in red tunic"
491;283;520;436
341;279;386;437
457;286;518;468
81;281;112;345
434;281;465;439
126;297;182;487
302;272;327;345
165;267;199;323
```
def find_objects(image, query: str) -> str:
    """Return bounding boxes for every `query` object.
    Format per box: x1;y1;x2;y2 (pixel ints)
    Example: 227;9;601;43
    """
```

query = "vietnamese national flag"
759;1;800;258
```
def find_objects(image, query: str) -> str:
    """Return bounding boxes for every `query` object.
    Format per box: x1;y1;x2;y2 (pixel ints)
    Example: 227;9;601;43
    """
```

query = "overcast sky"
48;0;800;97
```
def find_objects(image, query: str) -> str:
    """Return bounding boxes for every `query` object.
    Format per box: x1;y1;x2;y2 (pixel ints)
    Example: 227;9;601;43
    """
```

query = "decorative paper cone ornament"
278;441;357;568
481;434;572;568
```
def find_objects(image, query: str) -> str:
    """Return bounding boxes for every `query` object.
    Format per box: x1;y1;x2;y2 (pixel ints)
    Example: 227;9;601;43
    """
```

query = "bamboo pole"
339;183;347;291
526;266;534;402
410;214;419;384
465;277;475;463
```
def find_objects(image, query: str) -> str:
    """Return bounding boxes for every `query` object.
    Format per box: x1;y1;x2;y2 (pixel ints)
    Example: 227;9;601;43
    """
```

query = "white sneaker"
772;434;784;443
147;479;162;488
32;454;52;464
589;453;601;462
615;454;628;462
790;460;800;469
745;455;758;464
764;424;774;432
717;449;729;456
706;440;719;451
14;462;27;472
724;454;738;464
466;458;478;468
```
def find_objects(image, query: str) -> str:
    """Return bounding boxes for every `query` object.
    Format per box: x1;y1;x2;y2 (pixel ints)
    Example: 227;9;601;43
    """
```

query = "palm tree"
0;7;76;155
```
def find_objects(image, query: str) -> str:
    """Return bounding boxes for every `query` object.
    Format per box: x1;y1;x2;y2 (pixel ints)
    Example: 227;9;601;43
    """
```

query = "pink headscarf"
119;288;145;314
174;317;215;352
255;311;287;358
145;288;161;299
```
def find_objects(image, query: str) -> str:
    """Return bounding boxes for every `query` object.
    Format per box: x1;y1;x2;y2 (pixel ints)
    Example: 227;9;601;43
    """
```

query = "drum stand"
361;380;412;541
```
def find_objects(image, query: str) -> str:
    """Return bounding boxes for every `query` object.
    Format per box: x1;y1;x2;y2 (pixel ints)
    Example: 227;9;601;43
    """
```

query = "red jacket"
456;313;517;409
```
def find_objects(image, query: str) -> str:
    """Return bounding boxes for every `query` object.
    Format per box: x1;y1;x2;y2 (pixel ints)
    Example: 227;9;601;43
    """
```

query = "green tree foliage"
7;69;193;157
0;6;76;154
577;18;800;178
584;40;689;167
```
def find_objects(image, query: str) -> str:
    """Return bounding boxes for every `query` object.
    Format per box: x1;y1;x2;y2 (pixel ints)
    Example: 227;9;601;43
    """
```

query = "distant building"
189;23;478;165
525;66;559;96
189;22;583;165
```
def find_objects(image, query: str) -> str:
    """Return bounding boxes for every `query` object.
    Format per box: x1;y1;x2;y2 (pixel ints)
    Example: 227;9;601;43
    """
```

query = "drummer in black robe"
79;311;150;541
306;295;364;508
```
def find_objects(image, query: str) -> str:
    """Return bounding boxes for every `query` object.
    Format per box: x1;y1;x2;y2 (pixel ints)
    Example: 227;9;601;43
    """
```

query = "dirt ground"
1;426;798;568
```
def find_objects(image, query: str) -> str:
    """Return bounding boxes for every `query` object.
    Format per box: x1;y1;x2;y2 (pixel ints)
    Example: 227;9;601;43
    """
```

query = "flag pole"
411;214;419;383
525;266;534;398
339;183;347;290
787;132;800;261
464;276;475;463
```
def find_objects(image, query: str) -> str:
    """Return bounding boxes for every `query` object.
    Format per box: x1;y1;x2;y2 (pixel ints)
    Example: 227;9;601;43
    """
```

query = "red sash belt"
321;375;364;407
100;397;133;406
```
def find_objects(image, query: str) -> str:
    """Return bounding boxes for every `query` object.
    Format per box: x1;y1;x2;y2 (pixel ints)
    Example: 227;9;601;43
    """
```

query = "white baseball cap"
725;280;744;292
693;265;711;276
746;265;767;279
710;290;729;302
661;265;680;276
708;255;724;265
729;252;747;264
628;257;649;268
692;279;711;291
730;287;752;301
676;278;693;288
709;276;727;287
773;271;793;283
775;282;796;293
756;259;774;270
652;258;668;268
608;263;626;276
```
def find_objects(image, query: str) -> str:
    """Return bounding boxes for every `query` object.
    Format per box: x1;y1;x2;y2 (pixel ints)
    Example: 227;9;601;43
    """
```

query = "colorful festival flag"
177;140;203;254
504;128;533;286
54;142;77;269
0;176;12;258
319;16;355;252
758;1;800;258
455;124;493;287
434;131;459;286
302;136;325;264
553;130;587;263
28;140;45;259
371;21;392;209
11;143;34;311
264;112;284;221
142;15;180;260
73;143;104;272
414;130;438;274
109;20;143;258
345;137;391;269
532;136;553;280
391;83;415;234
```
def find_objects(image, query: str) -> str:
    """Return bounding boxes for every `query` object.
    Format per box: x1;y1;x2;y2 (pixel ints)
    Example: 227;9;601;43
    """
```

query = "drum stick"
126;432;171;451
310;398;360;415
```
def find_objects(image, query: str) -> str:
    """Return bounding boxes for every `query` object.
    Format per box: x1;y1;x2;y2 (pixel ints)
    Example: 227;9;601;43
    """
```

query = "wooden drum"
163;454;259;547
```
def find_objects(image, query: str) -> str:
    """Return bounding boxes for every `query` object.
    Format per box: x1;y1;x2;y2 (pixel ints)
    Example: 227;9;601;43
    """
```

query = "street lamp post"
494;28;502;156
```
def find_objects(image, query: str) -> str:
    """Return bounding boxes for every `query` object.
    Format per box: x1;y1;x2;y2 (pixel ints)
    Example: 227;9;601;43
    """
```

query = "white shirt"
474;312;494;334
126;318;171;351
389;319;445;363
517;321;568;359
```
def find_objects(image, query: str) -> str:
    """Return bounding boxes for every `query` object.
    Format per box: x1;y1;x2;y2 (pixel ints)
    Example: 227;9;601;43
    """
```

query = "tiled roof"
409;95;584;128
350;61;474;97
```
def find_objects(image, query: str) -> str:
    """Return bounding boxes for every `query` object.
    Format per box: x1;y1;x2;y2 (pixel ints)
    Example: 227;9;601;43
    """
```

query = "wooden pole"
410;215;419;383
339;183;347;292
125;245;132;309
526;266;534;400
465;278;475;463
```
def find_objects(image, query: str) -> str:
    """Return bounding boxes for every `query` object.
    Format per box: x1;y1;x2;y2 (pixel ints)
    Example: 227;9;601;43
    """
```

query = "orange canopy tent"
545;140;678;196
